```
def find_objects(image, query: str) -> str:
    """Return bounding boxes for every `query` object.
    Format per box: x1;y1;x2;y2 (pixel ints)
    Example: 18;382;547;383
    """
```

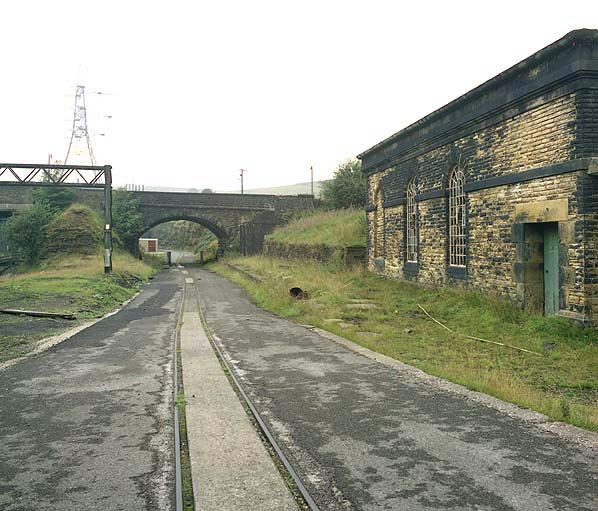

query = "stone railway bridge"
131;190;314;254
0;186;315;255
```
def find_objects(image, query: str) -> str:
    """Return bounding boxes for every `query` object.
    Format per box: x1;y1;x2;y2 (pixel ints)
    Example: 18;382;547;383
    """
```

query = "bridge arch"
140;214;229;241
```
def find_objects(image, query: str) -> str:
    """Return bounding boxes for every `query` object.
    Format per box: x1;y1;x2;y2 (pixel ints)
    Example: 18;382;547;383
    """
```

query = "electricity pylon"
65;85;96;165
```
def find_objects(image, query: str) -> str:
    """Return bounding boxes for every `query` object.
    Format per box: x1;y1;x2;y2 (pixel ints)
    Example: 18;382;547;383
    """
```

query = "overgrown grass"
268;209;366;247
0;250;154;313
211;256;598;432
195;238;219;263
0;250;156;363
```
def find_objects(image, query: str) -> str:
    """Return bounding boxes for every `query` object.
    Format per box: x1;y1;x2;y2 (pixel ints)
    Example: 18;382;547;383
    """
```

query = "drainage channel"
182;265;320;511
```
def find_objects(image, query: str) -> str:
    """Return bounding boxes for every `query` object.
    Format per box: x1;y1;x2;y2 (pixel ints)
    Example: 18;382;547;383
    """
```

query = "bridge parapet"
131;191;314;212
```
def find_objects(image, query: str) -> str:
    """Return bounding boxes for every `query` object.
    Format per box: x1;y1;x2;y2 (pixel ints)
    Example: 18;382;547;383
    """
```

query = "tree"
321;159;366;209
112;189;145;253
4;203;53;264
32;186;76;214
31;168;76;213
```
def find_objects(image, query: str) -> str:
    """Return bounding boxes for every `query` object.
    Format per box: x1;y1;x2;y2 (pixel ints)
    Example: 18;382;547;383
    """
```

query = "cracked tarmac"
193;267;597;511
0;271;179;511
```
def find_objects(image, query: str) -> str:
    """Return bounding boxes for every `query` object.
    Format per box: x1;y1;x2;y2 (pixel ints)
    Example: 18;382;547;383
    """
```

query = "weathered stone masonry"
0;186;314;256
358;30;598;325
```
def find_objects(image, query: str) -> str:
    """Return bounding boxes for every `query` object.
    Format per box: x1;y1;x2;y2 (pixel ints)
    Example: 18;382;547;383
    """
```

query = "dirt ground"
0;314;77;362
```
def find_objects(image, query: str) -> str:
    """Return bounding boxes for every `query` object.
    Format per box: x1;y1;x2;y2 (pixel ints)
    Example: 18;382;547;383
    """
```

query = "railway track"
178;265;320;511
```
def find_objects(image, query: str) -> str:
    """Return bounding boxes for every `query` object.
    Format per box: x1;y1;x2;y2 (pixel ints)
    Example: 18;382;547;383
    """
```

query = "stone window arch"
406;178;418;263
448;167;466;267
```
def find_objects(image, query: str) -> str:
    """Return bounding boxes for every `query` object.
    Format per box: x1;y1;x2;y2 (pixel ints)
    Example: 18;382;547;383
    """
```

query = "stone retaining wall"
263;240;365;266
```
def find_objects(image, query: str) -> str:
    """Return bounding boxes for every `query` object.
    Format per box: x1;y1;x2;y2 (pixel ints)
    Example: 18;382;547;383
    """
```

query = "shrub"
4;203;54;264
32;186;76;214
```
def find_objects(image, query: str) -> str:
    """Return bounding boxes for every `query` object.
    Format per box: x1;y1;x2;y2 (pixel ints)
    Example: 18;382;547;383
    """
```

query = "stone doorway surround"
512;198;570;317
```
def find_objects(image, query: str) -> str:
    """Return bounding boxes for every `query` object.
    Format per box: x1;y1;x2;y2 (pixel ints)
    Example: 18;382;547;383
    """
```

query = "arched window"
449;168;466;267
406;179;417;262
372;183;383;258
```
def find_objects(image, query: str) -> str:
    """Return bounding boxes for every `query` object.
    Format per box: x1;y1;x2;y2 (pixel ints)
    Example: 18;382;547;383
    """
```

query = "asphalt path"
192;267;597;511
0;270;180;511
167;250;196;265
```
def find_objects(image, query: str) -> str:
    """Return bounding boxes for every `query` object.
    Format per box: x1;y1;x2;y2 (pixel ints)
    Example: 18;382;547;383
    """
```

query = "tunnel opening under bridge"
138;216;229;264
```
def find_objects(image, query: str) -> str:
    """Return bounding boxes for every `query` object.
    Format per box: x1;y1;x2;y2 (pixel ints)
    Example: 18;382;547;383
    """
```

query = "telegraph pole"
310;166;314;196
239;168;247;194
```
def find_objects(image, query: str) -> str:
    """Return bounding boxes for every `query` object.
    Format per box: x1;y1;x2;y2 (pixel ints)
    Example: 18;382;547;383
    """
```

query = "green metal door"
543;223;559;315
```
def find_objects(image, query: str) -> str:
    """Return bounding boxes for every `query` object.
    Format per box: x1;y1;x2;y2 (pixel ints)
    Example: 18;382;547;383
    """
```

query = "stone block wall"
584;174;598;322
467;174;581;308
263;240;341;261
359;30;598;324
364;93;593;320
578;89;598;324
0;186;33;210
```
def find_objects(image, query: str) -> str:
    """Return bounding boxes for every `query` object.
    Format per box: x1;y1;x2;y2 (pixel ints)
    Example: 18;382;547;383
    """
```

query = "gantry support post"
104;165;113;274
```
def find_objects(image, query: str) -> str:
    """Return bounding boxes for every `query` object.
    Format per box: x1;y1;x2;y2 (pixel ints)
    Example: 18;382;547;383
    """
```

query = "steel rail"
173;273;186;511
188;266;321;511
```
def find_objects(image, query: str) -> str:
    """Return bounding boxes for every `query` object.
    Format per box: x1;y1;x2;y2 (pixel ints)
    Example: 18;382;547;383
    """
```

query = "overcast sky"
1;1;595;191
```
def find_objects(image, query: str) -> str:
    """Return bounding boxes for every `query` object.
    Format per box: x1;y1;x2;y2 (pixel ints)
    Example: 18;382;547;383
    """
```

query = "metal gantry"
0;163;108;186
0;163;113;273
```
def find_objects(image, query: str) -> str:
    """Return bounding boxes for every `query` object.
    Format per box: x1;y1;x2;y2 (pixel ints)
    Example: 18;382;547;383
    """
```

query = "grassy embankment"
211;209;598;432
0;251;158;363
268;208;366;247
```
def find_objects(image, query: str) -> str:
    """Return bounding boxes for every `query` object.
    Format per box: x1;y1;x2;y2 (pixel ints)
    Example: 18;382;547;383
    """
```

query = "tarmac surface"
0;271;180;511
192;267;598;511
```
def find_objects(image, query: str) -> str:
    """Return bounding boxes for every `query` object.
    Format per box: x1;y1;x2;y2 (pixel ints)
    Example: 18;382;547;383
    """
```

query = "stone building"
358;30;598;325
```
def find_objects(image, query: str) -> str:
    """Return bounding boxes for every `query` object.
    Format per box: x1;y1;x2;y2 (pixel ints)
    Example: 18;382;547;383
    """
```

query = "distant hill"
238;180;328;197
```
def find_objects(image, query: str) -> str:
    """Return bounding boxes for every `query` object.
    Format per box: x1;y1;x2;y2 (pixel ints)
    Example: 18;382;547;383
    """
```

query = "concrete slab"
180;286;297;511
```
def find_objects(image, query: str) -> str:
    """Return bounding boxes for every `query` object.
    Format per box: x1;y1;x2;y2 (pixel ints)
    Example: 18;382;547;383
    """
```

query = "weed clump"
45;204;103;256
